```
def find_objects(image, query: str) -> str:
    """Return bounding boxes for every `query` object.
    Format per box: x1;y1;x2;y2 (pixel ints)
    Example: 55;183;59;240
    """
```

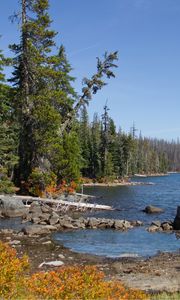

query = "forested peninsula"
0;0;180;197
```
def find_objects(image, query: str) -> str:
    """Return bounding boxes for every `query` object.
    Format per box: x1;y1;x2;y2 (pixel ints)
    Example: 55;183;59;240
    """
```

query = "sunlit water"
54;174;180;257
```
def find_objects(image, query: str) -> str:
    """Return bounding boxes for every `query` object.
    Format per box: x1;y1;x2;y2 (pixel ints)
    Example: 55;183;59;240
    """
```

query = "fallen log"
5;195;114;211
74;192;96;198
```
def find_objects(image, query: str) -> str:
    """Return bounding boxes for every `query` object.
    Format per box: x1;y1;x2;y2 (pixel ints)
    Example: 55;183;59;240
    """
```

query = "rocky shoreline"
0;195;180;293
0;228;179;293
83;180;154;187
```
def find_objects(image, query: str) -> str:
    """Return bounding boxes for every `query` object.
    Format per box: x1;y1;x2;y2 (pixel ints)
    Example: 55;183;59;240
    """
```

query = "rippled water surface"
54;174;180;257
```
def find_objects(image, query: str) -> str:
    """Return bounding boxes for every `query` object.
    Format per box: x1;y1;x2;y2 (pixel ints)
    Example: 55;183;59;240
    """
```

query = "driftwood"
3;195;114;211
75;192;96;198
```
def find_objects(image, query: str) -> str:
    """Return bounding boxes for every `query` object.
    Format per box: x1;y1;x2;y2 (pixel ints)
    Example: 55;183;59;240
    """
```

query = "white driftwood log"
1;195;114;211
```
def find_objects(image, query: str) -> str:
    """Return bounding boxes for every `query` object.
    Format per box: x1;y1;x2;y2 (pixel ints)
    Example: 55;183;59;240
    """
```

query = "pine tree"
10;0;80;189
90;113;102;178
10;0;58;184
9;1;118;191
78;106;91;177
99;104;115;179
0;49;18;193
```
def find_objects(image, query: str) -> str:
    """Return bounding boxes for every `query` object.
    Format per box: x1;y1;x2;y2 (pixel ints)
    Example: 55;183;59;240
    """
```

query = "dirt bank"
0;230;179;293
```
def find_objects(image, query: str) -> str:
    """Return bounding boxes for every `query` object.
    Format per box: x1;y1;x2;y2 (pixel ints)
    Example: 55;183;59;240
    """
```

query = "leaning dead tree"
60;51;118;134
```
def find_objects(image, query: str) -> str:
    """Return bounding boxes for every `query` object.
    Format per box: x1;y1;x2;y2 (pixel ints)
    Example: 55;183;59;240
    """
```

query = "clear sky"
1;0;180;140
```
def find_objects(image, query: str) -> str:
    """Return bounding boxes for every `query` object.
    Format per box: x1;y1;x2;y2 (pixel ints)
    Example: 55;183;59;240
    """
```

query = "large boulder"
99;218;114;228
29;202;42;214
59;215;75;229
114;220;124;230
173;206;180;230
87;218;101;228
48;212;60;225
161;221;173;231
22;224;57;236
0;196;29;218
143;205;164;214
147;225;160;232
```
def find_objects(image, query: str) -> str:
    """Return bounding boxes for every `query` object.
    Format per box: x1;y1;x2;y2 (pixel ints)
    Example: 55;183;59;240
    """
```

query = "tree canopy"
0;0;179;195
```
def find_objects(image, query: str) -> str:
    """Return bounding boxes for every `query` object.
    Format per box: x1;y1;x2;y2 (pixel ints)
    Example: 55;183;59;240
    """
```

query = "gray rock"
114;220;124;230
123;220;133;229
97;218;114;228
41;205;52;213
59;219;75;229
147;225;159;232
78;217;88;225
49;212;59;225
104;219;115;228
0;197;29;217
22;224;57;236
39;221;48;225
72;219;86;228
161;222;173;231
152;220;161;227
88;218;101;228
29;202;42;214
143;205;164;214
173;206;180;230
39;213;51;222
31;217;41;224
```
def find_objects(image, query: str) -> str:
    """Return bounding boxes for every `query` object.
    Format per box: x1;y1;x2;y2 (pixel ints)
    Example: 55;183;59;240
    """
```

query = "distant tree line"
78;105;180;181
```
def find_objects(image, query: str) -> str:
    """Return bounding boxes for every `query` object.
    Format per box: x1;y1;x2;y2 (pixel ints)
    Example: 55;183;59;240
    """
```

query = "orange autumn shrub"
0;241;29;299
27;266;148;300
49;180;77;196
0;241;149;300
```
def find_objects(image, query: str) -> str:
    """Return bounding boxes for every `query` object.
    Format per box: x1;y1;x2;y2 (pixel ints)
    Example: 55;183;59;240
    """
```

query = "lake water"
54;174;180;257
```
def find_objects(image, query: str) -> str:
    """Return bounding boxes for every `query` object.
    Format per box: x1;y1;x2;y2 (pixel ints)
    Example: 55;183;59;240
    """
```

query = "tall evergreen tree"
10;0;59;184
9;1;118;191
90;113;102;178
0;49;18;192
10;0;80;189
78;106;91;177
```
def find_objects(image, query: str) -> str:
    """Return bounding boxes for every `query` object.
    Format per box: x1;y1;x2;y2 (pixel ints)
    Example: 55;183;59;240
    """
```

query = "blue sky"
1;0;180;140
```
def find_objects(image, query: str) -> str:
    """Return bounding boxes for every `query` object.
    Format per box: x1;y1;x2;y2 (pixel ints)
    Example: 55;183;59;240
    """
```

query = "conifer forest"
1;0;180;195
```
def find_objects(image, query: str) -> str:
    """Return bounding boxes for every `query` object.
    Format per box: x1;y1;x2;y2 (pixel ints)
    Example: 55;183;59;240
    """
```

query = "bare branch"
60;51;118;134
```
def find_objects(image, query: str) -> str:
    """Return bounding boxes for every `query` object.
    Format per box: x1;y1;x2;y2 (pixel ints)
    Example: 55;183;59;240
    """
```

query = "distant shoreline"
83;181;154;187
134;173;168;178
82;172;179;187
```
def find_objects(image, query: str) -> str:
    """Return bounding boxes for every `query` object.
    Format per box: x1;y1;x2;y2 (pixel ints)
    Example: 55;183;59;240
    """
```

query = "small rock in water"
143;205;164;214
147;225;160;232
39;260;64;268
161;222;173;231
152;220;161;227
